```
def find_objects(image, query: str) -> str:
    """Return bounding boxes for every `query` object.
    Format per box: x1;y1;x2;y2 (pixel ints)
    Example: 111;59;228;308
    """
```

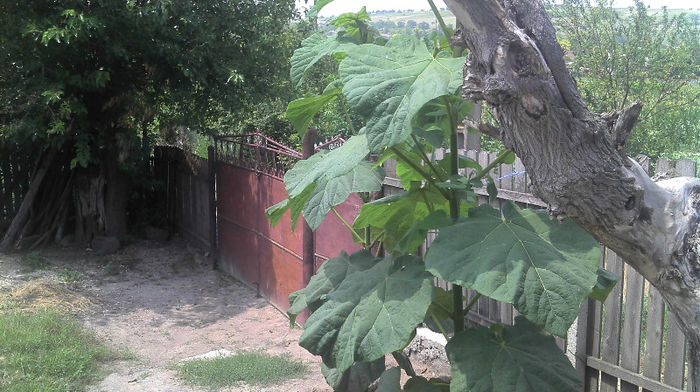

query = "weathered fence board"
154;146;211;250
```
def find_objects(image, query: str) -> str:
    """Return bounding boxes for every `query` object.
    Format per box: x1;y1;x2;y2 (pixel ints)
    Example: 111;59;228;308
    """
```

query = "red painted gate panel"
215;133;361;313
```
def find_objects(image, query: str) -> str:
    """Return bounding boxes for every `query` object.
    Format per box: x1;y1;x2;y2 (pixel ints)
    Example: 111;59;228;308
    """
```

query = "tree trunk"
74;169;105;245
445;0;699;389
103;152;129;237
0;149;56;251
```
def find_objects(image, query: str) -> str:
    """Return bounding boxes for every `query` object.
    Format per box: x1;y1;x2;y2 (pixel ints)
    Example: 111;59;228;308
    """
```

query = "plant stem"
410;134;447;182
331;207;365;245
464;293;482;314
444;96;465;334
474;149;512;181
427;0;450;39
390;147;451;200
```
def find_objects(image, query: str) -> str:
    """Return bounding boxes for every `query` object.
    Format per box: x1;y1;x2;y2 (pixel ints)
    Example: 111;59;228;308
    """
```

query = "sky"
294;0;698;17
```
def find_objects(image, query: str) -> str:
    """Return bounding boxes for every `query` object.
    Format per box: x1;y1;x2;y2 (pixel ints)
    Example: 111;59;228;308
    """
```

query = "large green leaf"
286;89;342;137
375;367;402;392
329;7;379;44
339;35;465;152
446;317;581;392
287;250;379;325
321;358;385;392
307;0;336;19
265;183;315;231
290;32;355;87
425;202;599;337
353;187;454;254
283;134;384;230
372;367;450;392
589;267;620;302
299;252;433;372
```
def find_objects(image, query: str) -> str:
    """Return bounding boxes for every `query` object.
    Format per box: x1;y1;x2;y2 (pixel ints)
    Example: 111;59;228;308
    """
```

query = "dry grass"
1;278;94;313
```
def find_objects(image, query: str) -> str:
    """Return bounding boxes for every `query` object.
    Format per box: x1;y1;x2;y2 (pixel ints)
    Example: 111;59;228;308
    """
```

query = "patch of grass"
57;268;85;283
176;351;308;389
19;250;46;271
0;310;117;392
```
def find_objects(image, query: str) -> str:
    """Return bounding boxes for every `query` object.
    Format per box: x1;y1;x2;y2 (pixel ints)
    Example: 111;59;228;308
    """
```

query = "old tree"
445;0;700;387
0;0;298;249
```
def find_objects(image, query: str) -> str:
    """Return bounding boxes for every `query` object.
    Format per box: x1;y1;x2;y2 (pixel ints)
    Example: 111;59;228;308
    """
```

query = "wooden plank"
488;151;500;188
585;298;603;392
488;298;500;324
663;313;686;389
500;301;513;326
642;285;665;389
587;357;684;392
499;161;514;191
514;157;528;193
583;249;605;392
674;158;695;176
473;187;547;207
676;158;696;177
656;157;673;174
620;265;645;392
600;250;625;392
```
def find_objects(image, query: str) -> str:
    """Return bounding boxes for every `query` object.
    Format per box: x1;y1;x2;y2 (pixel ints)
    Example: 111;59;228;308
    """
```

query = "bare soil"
0;238;331;392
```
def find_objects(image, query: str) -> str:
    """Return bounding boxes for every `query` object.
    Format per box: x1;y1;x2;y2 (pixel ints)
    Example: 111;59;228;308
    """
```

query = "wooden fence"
158;136;696;391
383;151;696;392
153;146;213;250
0;142;33;224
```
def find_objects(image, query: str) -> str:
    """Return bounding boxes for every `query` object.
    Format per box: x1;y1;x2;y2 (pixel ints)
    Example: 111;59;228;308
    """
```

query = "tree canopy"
0;0;298;151
549;0;700;159
0;0;299;247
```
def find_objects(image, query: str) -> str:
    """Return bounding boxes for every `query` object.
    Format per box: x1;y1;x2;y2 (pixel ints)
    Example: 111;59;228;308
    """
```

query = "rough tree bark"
445;0;699;389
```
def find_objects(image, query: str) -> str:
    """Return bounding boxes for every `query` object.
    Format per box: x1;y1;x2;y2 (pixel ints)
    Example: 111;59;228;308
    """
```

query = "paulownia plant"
267;3;618;391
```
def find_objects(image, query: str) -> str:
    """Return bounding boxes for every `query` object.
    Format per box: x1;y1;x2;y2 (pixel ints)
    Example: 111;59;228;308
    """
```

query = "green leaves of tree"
339;36;464;152
426;202;600;336
447;317;581;392
298;252;433;373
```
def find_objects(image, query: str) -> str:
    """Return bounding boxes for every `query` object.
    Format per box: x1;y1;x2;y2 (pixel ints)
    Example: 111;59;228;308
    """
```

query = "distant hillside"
318;7;698;37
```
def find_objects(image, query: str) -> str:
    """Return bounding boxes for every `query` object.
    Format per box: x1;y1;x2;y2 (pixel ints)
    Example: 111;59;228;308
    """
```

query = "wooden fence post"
302;127;317;287
208;145;218;270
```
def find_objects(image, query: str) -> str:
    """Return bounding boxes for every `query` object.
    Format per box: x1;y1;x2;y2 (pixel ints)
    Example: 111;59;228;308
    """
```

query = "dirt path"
0;239;330;392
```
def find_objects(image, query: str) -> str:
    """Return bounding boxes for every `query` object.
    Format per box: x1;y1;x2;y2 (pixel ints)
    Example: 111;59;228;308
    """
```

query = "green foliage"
266;134;384;230
287;250;380;325
425;202;600;337
0;310;117;392
286;89;343;137
322;359;386;392
276;6;614;390
339;35;465;152
298;253;433;372
0;0;298;163
447;317;581;392
176;351;308;389
548;0;700;159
